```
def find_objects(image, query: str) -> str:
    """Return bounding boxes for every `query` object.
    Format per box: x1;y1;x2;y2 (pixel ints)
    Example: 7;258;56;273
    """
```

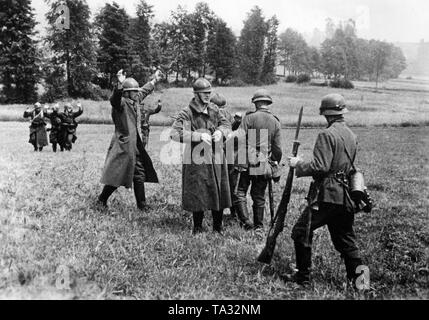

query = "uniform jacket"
60;107;83;125
100;83;158;188
46;111;62;143
171;98;232;212
296;119;357;206
23;109;48;146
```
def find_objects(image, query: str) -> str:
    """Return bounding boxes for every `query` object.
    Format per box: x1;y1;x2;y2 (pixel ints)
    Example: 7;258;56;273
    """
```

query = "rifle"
257;106;304;264
268;179;275;225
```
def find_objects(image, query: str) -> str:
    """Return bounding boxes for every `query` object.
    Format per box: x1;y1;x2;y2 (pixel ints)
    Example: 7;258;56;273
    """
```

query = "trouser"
234;170;268;228
228;165;239;216
99;157;147;209
291;202;362;282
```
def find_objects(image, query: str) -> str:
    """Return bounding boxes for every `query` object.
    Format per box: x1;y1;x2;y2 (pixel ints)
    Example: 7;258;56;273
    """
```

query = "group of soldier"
23;102;83;152
94;69;366;287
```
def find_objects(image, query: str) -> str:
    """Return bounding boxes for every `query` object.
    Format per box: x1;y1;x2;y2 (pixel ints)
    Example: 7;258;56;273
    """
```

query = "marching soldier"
98;69;163;211
139;100;162;148
23;102;49;152
230;89;282;230
170;78;232;234
46;103;62;152
59;102;83;151
286;94;364;287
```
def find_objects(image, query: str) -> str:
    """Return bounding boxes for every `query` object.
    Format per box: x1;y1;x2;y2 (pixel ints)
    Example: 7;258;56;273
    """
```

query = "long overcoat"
171;98;232;212
100;83;158;188
23;109;48;147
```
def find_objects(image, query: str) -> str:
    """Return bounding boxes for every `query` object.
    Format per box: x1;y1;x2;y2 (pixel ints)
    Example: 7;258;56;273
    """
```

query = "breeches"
235;170;268;208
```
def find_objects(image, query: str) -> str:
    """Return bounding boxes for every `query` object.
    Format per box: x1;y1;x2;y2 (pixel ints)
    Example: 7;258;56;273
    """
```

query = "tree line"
0;0;407;103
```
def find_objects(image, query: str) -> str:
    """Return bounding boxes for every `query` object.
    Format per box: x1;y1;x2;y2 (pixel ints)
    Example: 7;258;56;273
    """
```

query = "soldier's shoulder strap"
245;110;255;116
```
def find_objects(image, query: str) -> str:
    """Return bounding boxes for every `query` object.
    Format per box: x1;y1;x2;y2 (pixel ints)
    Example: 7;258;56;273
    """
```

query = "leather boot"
52;143;57;152
253;207;265;230
192;212;204;234
134;182;147;211
212;210;223;234
229;206;237;219
235;202;253;230
345;256;363;286
98;185;117;208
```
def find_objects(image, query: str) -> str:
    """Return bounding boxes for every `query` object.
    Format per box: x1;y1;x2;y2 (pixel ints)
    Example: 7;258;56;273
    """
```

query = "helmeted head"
234;112;242;120
53;103;60;112
251;89;273;106
193;78;212;104
34;102;41;110
64;103;73;113
210;93;226;107
319;94;348;116
122;78;140;102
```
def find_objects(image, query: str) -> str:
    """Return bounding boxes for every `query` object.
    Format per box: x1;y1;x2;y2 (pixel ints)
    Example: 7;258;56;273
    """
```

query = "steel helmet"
34;102;41;109
234;112;242;119
210;93;226;107
122;78;140;92
251;89;272;105
320;94;348;115
193;78;212;93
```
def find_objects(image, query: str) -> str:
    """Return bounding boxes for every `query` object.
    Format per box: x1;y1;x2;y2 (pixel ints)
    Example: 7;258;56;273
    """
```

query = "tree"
237;6;267;84
128;0;154;85
95;2;130;87
0;0;39;103
260;16;279;84
45;0;96;98
278;28;311;75
206;18;236;84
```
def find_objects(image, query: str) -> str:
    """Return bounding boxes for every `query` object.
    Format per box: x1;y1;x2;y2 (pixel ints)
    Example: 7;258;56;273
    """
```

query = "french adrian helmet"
193;78;212;93
319;94;348;115
210;93;227;107
122;78;140;92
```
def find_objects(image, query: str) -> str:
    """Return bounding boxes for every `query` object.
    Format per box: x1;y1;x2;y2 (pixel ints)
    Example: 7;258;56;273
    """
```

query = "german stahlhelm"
251;89;272;105
319;94;348;115
193;78;212;93
122;78;140;92
210;93;226;107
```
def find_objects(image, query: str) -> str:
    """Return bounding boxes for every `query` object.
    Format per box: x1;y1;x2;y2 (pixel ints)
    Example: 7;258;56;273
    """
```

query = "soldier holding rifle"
286;94;365;286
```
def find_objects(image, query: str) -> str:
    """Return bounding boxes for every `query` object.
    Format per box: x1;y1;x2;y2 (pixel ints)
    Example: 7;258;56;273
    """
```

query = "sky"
31;0;429;43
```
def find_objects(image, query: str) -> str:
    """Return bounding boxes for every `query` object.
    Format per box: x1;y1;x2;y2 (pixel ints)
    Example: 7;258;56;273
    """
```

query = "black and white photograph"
0;0;428;305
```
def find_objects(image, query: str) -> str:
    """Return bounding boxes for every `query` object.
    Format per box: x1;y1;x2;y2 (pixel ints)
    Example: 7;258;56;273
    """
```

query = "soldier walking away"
23;102;49;152
59;102;83;151
170;78;232;235
210;93;241;220
46;103;62;152
286;94;364;287
139;99;162;148
98;69;163;211
229;89;282;231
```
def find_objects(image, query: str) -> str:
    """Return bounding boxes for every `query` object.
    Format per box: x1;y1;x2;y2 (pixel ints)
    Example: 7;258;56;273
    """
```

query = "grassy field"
1;78;429;127
0;123;427;299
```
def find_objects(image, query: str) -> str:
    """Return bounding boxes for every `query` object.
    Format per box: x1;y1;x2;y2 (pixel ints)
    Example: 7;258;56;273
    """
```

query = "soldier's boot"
97;185;117;208
253;206;265;230
229;206;237;219
133;182;147;211
192;211;205;235
212;210;223;234
284;242;312;286
344;256;364;288
33;143;37;152
38;147;43;152
52;143;57;153
235;202;253;230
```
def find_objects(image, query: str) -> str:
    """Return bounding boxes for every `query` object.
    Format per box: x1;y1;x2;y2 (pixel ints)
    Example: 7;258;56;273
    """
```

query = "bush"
285;75;297;83
227;78;248;87
87;85;111;101
296;74;311;84
310;81;328;87
329;78;355;89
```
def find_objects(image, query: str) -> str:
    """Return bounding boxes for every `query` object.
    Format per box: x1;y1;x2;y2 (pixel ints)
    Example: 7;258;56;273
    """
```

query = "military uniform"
46;109;62;152
139;101;161;148
23;105;48;151
171;79;232;234
98;76;159;210
290;94;363;285
59;106;83;151
234;89;282;229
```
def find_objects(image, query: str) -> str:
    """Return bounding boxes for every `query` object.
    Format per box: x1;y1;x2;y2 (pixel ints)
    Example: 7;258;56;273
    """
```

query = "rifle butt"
257;247;274;264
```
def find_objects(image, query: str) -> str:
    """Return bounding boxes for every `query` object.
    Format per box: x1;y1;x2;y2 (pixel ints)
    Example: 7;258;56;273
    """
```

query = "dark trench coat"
100;83;158;188
171;98;232;212
23;109;48;147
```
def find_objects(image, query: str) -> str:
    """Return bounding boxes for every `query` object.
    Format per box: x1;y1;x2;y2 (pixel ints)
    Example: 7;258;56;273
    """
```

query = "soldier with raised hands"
170;78;232;235
286;94;364;287
23;102;49;152
98;69;163;211
45;103;62;152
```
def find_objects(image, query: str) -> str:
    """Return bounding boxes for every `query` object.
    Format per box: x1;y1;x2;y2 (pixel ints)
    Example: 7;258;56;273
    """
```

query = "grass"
0;123;427;299
1;78;429;128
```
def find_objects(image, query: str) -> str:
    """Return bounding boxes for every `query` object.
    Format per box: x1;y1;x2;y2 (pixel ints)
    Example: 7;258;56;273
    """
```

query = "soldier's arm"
296;131;334;177
216;108;232;139
271;123;283;163
137;82;155;102
170;109;200;143
110;85;123;111
23;109;33;118
73;105;83;118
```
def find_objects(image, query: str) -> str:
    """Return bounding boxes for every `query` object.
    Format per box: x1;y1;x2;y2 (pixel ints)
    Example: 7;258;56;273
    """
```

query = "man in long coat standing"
170;78;232;234
98;69;163;211
23;102;48;152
